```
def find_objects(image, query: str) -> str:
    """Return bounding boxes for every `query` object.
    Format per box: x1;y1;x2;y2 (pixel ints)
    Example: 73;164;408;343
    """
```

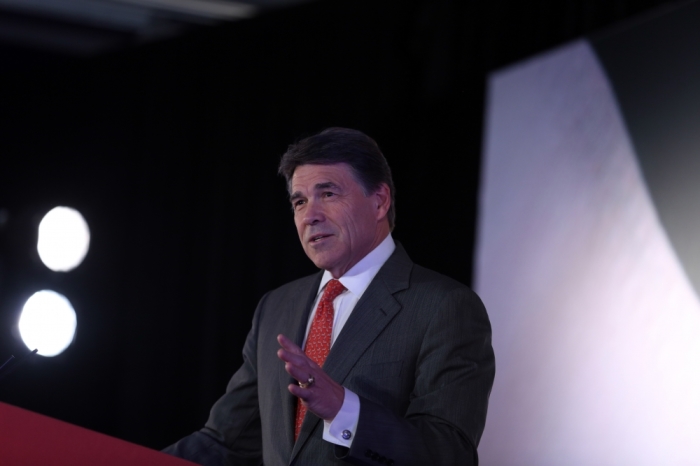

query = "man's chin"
309;256;334;271
306;252;344;275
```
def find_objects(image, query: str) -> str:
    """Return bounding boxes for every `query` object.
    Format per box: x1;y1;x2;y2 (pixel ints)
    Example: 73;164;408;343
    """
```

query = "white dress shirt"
301;234;396;448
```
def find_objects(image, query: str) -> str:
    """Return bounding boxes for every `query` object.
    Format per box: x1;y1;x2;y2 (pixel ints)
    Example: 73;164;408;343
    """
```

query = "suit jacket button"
341;430;352;440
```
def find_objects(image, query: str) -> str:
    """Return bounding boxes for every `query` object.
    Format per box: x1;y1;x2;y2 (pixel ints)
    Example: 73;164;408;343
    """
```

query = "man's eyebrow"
289;182;342;201
315;181;341;190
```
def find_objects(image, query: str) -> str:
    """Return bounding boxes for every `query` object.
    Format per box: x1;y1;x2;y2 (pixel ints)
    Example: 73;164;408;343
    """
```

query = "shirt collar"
318;234;396;297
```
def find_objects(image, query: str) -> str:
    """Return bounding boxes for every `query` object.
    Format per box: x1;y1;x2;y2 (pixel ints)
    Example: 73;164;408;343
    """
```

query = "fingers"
276;334;315;386
276;333;344;420
277;334;303;355
285;362;314;387
277;334;319;371
288;382;309;400
287;374;345;420
277;347;310;369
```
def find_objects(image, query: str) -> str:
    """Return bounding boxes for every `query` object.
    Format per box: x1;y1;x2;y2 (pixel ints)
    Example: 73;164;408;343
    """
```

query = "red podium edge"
0;401;199;466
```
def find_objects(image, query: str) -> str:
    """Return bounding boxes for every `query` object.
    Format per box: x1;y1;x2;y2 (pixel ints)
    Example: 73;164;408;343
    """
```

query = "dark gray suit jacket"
164;244;495;465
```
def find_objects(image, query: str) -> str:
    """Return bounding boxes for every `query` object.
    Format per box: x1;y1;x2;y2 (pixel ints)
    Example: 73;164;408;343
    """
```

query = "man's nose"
303;199;325;225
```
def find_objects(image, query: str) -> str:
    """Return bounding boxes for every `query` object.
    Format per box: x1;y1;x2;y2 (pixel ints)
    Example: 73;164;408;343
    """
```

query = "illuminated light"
18;290;77;357
37;206;90;272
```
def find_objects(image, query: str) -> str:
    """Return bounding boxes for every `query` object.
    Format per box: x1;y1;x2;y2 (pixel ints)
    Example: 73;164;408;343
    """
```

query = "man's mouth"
310;234;332;243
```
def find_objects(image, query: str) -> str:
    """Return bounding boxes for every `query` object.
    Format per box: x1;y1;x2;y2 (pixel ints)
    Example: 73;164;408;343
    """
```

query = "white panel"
476;40;700;465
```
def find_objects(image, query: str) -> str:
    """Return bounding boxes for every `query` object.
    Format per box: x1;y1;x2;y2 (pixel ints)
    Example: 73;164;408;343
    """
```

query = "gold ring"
298;375;314;388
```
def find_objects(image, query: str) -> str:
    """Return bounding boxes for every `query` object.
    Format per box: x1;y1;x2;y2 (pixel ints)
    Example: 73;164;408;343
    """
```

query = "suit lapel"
278;272;323;454
290;244;413;459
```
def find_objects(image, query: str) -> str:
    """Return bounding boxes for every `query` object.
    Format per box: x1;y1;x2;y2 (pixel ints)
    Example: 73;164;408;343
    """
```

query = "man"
164;128;495;465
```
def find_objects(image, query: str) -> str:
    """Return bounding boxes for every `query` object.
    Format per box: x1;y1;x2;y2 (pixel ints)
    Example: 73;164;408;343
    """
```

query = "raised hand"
277;334;345;421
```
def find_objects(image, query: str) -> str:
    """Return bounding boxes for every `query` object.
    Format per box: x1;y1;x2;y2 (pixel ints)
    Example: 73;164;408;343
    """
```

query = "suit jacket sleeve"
335;282;495;466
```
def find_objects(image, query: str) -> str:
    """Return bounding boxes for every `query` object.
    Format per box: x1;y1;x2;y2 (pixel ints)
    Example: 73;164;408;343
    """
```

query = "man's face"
290;163;390;278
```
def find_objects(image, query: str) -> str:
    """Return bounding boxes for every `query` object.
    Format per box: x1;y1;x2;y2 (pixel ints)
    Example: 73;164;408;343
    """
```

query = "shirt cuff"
322;388;360;447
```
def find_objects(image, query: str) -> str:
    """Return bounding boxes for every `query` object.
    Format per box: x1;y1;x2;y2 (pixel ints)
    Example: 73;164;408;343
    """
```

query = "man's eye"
293;199;306;209
322;192;335;198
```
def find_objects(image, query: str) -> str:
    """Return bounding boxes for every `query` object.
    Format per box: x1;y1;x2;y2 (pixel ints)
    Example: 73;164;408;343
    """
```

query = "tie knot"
323;279;346;302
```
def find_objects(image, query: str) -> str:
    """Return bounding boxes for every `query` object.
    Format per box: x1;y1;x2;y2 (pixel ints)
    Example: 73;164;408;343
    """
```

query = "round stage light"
18;290;77;357
37;206;90;272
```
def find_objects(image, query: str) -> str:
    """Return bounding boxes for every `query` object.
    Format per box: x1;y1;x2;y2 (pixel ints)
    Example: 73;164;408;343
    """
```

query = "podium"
0;402;199;465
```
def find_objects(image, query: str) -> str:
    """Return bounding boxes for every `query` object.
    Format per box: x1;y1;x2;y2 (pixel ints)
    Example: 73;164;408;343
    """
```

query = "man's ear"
373;183;391;221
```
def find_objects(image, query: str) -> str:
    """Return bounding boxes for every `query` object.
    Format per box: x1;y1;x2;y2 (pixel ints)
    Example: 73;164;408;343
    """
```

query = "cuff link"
341;429;352;440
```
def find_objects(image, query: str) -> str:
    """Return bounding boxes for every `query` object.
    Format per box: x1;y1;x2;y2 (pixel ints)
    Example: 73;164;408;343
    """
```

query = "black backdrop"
0;0;679;450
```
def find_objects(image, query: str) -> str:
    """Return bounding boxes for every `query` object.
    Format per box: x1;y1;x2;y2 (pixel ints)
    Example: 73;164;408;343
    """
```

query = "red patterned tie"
294;279;346;440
